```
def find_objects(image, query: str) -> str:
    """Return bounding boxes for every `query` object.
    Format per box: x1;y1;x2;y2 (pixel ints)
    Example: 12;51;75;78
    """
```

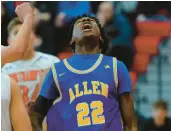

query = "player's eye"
76;20;82;24
90;19;96;24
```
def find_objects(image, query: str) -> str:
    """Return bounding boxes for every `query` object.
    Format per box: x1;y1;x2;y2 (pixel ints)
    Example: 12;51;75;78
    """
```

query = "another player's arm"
29;67;59;131
27;58;60;107
10;78;32;131
1;3;34;65
25;68;50;112
37;68;50;96
117;61;138;131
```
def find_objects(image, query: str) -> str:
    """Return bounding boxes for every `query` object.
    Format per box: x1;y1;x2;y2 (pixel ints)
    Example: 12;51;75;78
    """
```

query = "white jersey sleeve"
51;55;60;64
43;53;60;64
2;63;15;74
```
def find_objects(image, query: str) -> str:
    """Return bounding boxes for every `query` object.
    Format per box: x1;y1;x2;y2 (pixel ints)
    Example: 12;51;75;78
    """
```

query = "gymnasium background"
1;1;171;131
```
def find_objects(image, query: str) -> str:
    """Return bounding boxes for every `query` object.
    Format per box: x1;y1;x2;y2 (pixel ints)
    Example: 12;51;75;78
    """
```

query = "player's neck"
75;44;101;55
22;49;35;60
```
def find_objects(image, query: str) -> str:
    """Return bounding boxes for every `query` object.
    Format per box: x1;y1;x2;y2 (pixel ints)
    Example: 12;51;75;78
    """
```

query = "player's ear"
70;39;74;46
99;36;104;44
70;39;76;53
7;37;12;45
70;39;76;47
99;36;104;52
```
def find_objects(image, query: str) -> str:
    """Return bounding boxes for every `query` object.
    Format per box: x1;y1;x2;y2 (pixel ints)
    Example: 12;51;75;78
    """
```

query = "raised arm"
1;2;34;65
29;67;59;131
117;61;138;131
10;78;32;131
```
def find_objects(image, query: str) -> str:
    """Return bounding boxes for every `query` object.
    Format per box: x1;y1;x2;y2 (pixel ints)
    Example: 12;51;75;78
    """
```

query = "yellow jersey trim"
51;64;62;105
120;116;124;130
113;58;122;128
63;54;103;74
113;58;118;90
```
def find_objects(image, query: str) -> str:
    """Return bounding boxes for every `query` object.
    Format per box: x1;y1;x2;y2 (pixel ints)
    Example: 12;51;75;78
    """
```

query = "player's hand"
15;2;34;23
26;101;35;115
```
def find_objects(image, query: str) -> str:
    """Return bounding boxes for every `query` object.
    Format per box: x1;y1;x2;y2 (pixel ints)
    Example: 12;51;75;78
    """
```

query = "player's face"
72;17;101;43
9;24;22;41
8;24;35;49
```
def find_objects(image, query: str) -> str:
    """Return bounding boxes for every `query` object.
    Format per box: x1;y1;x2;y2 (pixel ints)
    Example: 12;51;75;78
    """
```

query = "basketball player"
2;17;60;105
1;74;32;131
1;2;34;66
1;3;33;131
30;14;137;131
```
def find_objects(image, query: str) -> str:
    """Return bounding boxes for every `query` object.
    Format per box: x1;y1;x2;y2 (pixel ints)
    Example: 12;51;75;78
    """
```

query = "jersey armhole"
51;64;62;104
113;58;118;93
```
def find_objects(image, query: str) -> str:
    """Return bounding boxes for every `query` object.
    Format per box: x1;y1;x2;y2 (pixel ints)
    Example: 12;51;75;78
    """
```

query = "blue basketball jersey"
40;53;131;131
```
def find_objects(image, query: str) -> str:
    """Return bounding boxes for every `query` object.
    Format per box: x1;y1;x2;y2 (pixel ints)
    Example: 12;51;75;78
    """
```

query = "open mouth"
82;22;92;31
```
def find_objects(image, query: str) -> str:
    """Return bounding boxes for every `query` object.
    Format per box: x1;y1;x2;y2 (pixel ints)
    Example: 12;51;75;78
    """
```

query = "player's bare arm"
10;77;32;131
116;60;138;131
119;93;138;131
38;68;50;94
1;2;34;65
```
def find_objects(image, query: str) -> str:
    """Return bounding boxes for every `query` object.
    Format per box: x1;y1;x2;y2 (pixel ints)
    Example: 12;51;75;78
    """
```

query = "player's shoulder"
53;58;65;67
103;55;126;68
103;54;114;59
102;54;118;62
36;51;60;63
1;63;17;74
36;51;59;60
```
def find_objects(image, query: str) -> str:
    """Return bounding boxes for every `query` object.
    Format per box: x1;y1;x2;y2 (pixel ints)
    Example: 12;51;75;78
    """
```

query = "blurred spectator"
4;1;15;17
35;20;57;56
1;2;11;46
142;100;171;131
33;7;57;56
90;1;102;14
55;1;92;27
137;1;171;17
136;1;171;21
113;1;138;15
113;1;138;37
34;1;57;25
97;2;134;70
54;1;92;55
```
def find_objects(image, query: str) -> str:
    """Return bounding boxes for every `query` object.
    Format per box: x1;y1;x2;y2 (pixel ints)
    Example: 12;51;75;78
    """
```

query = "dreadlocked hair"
69;14;108;54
